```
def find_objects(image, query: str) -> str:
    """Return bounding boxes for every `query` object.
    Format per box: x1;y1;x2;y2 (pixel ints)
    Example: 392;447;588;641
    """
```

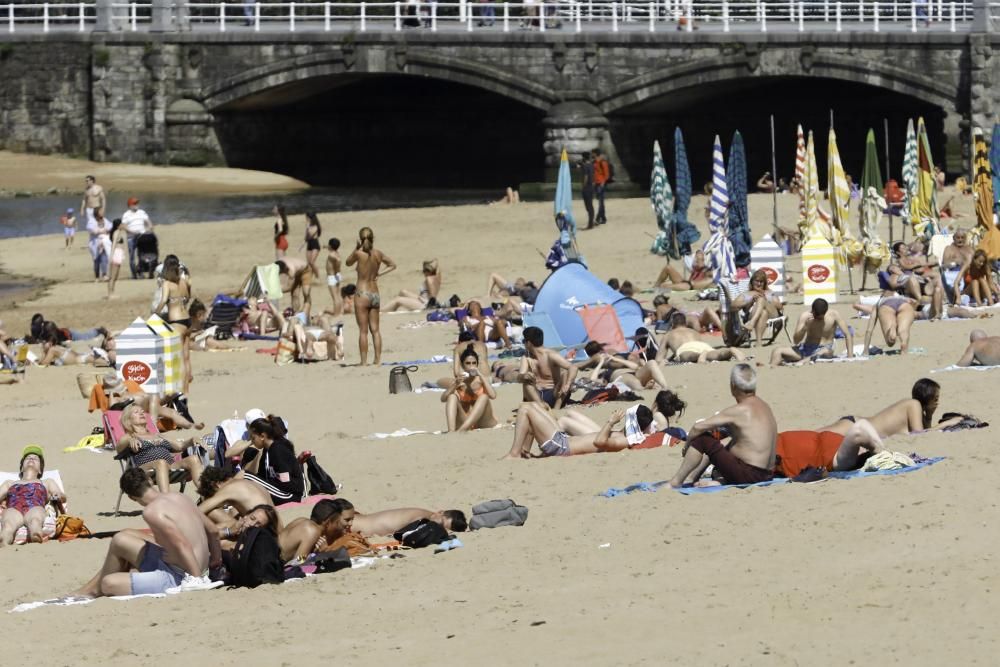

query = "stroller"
134;232;159;278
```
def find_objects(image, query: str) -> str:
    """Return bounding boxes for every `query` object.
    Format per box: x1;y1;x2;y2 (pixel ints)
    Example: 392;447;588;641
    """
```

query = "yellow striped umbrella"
911;117;940;237
828;127;863;263
974;128;1000;259
805;131;831;242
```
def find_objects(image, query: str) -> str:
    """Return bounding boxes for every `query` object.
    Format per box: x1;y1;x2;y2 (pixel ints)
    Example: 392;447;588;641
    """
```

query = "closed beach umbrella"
649;140;675;257
554;148;577;239
804;130;829;242
701;135;735;280
795;124;807;230
912;117;939;238
974;128;1000;259
989;123;1000;213
901;118;918;222
860;128;889;270
828;127;862;266
672;127;701;255
727;130;752;269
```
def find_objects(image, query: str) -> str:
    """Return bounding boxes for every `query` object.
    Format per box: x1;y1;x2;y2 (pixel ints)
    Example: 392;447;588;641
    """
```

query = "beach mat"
931;364;1000;373
600;457;944;497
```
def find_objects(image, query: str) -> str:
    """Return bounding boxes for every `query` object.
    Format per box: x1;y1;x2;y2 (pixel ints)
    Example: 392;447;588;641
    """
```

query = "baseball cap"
66;208;74;214
127;197;139;206
244;408;266;425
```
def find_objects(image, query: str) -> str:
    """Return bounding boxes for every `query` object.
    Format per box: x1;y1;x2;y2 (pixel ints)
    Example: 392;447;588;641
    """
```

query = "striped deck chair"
103;409;190;515
577;304;628;354
718;277;786;348
522;311;586;359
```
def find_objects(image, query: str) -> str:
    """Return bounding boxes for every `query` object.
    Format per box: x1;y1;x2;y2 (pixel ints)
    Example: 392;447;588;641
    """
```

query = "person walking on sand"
592;148;611;225
580;152;596;229
86;208;111;281
107;218;128;299
346;227;396;365
60;208;77;249
302;211;322;279
273;204;290;260
326;238;343;315
80;175;105;228
121;197;153;279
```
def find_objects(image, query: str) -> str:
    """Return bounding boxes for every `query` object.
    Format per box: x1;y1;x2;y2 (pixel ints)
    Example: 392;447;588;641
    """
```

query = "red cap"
127;197;139;206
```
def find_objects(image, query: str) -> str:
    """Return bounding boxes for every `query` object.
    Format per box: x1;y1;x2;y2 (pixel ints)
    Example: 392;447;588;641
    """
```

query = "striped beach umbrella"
727;130;752;269
828;127;863;266
990;124;1000;213
672;127;701;255
860;128;889;269
973;128;1000;259
649;140;675;257
795;124;807;230
804;130;827;241
912;117;939;238
901;118;918;221
702;135;735;280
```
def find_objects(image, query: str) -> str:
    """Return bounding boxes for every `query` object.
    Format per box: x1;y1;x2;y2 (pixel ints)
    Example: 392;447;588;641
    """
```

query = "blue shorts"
130;543;186;595
794;342;832;359
539;388;557;408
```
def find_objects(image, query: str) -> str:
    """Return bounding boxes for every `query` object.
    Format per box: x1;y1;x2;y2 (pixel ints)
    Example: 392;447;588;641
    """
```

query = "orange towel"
87;380;145;413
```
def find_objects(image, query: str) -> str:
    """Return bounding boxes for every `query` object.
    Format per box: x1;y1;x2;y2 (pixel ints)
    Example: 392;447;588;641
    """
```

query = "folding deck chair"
103;409;191;515
577;304;628;354
718;276;786;348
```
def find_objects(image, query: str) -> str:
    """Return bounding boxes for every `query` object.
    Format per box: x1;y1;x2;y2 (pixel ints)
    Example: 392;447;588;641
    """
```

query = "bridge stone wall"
0;32;996;180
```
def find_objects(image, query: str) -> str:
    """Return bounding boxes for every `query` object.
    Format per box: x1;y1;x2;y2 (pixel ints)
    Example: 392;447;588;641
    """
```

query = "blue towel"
601;457;944;497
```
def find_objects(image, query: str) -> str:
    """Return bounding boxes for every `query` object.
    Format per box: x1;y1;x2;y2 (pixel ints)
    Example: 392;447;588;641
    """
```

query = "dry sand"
0;188;997;665
0;150;308;195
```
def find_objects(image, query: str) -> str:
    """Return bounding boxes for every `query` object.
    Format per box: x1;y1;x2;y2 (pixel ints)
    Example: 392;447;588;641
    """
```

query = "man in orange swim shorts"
775;419;884;477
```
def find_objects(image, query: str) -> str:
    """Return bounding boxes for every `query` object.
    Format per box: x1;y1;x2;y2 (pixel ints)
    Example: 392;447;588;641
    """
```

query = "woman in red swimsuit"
0;445;65;545
273;204;290;259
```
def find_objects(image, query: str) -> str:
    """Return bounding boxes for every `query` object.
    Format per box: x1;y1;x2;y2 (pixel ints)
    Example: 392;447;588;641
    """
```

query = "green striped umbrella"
901;118;917;221
649;140;675;257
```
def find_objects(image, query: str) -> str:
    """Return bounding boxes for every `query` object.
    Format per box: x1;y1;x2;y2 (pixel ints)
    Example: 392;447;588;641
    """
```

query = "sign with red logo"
762;267;778;284
122;361;152;384
807;264;830;283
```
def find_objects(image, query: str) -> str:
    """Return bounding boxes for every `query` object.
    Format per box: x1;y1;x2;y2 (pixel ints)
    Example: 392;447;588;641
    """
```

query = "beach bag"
389;365;418;394
393;519;449;548
304;454;337;495
426;309;453;322
469;499;529;530
228;527;284;588
312;547;352;574
54;514;91;541
939;412;989;431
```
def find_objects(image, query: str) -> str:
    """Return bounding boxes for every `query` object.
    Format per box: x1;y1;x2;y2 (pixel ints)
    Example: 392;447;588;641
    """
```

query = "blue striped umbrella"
990;124;1000;213
726;130;751;269
673;127;701;256
702;135;735;280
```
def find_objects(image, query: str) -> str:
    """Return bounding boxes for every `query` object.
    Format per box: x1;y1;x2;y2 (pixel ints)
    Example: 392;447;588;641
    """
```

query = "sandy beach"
0;182;998;665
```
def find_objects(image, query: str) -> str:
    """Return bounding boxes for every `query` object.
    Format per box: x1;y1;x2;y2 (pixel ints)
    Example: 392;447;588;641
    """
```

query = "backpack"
393;519;450;548
469;499;529;530
227;527;285;588
304;454;338;496
311;547;352;574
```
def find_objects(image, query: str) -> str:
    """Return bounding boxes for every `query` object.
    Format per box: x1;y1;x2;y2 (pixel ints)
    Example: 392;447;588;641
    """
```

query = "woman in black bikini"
154;256;194;391
303;211;322;279
118;403;204;492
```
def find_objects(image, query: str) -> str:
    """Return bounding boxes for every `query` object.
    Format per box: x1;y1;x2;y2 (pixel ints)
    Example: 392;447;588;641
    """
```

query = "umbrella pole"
770;114;780;240
884;117;894;246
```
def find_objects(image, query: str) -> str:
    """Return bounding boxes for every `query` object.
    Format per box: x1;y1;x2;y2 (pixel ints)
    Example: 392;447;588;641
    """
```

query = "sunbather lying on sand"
504;403;655;458
656;312;745;363
197;466;276;537
815;378;962;437
774;419;885;477
351;506;467;537
0;446;65;546
770;298;852;366
956;329;1000;366
575;341;669;391
280;498;354;562
852;299;991;321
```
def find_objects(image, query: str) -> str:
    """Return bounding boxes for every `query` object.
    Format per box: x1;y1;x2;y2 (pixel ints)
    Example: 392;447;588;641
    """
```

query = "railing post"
823;0;828;20
649;0;654;30
588;0;592;20
325;1;331;30
131;2;137;30
893;0;898;20
394;0;400;29
290;1;295;31
79;1;85;31
835;0;841;29
43;3;49;32
611;1;617;29
218;1;225;31
540;1;546;30
761;0;767;30
911;0;916;30
7;2;12;33
685;0;692;30
874;0;879;30
503;1;509;30
722;0;729;30
254;2;260;31
460;0;466;21
798;0;803;29
950;0;955;30
788;0;793;21
94;0;112;31
467;1;473;29
360;2;366;30
859;0;864;22
575;0;581;30
431;1;436;30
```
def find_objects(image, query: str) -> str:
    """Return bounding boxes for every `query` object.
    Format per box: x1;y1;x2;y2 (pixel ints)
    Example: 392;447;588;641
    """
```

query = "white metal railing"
2;0;977;33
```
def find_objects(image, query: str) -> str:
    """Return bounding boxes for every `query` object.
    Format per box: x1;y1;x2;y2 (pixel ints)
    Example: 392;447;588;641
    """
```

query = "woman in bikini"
346;227;396;365
575;341;670;393
38;329;116;367
0;446;65;545
117;403;204;493
303;211;322;278
731;269;784;348
461;300;512;349
383;259;443;312
863;289;917;354
154;256;195;391
654;249;715;291
815;378;961;438
107;218;128;299
273;205;290;260
957;249;998;306
442;345;497;432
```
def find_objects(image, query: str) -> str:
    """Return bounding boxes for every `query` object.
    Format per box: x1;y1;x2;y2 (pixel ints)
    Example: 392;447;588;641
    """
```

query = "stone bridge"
1;26;998;185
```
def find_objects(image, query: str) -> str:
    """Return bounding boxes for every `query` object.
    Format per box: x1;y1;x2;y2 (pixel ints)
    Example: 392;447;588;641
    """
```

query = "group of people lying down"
71;465;469;598
503;364;960;487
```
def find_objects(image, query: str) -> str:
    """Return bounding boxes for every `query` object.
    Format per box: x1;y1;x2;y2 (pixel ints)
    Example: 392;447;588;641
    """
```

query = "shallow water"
0;187;497;240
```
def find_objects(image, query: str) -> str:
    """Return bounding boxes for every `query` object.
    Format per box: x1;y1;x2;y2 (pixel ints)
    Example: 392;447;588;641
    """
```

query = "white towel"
218;419;247;446
931;364;1000;373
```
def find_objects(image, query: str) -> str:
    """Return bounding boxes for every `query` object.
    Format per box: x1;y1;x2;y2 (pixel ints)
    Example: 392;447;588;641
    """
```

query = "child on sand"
60;208;76;249
326;238;343;315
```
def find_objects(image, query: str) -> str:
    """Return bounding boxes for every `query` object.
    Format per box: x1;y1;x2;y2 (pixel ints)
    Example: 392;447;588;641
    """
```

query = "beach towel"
931;364;1000;373
10;594;166;613
64;434;106;453
381;355;451;366
601;457;944;497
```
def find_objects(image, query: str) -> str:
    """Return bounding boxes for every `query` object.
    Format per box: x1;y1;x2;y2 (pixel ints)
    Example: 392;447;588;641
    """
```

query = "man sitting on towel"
72;468;221;597
667;364;777;488
769;298;853;366
656;312;745;364
956;329;1000;367
519;326;576;409
504;403;655;458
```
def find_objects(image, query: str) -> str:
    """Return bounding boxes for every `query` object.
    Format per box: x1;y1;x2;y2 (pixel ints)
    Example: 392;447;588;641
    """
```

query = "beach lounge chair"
103;409;189;515
207;295;246;335
577;304;628;354
0;469;67;542
718;278;785;348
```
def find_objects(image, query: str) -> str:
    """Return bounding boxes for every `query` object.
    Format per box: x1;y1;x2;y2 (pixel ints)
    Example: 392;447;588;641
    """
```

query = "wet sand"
0;187;997;665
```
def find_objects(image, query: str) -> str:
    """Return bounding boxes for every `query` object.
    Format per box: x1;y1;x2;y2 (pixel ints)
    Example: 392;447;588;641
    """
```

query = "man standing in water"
80;175;106;228
346;227;396;366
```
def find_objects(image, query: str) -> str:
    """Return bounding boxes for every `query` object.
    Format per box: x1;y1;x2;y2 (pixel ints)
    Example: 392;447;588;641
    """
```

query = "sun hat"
20;445;44;475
